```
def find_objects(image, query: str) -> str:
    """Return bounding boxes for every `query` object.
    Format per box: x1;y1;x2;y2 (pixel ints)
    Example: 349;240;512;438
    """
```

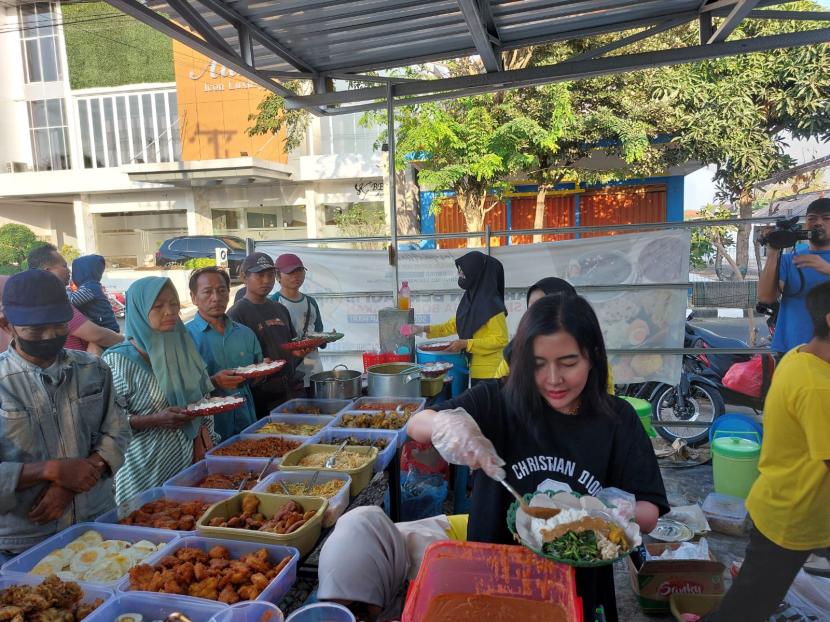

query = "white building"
0;1;386;267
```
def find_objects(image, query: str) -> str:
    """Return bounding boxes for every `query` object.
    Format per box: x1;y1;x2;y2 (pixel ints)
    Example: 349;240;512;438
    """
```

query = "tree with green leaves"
0;224;40;269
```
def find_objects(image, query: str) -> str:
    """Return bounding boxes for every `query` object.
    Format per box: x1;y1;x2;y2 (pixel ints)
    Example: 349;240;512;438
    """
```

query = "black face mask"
15;334;67;361
457;276;468;290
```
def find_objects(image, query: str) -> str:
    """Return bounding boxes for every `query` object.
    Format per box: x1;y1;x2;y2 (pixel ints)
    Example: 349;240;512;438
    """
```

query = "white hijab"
317;506;411;617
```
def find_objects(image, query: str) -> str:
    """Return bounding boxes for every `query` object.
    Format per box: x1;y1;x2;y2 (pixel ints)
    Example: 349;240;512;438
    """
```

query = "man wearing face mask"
0;270;131;560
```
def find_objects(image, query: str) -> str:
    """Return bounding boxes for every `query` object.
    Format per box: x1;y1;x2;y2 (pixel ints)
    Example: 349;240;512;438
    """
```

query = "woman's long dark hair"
505;293;615;420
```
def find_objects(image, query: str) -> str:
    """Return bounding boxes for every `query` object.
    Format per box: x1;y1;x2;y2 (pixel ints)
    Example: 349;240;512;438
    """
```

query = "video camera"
759;216;821;250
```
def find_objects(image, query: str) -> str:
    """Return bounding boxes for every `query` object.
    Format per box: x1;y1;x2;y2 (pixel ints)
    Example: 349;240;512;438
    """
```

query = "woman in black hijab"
414;251;508;384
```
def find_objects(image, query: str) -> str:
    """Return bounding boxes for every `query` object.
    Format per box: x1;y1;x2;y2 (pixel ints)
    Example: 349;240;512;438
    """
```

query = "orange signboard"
172;41;287;163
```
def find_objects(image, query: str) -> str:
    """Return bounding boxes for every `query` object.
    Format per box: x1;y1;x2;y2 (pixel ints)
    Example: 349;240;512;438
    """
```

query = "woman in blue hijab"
69;254;120;332
102;277;217;504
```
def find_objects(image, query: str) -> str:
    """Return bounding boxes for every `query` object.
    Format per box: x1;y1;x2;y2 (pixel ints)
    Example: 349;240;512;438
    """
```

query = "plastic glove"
430;407;506;481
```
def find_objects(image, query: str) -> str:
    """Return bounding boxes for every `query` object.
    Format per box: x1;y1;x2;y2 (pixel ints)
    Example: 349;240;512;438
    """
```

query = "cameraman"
758;198;830;353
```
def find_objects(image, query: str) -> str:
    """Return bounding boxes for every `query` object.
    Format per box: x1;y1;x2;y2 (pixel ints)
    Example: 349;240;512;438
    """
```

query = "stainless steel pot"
311;364;362;400
367;363;422;398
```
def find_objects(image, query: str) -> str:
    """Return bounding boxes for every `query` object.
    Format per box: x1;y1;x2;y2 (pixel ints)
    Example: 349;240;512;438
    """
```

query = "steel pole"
387;82;400;305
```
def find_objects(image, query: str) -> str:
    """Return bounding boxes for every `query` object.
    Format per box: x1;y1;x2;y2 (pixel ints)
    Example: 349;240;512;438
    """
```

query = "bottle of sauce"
398;281;411;310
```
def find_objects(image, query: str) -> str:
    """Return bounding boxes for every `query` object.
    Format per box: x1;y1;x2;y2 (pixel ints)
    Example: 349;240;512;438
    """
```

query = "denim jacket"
0;346;131;553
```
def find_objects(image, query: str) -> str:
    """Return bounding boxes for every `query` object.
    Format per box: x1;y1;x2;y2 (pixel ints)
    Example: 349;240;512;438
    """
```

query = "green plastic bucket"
621;396;657;438
712;431;761;499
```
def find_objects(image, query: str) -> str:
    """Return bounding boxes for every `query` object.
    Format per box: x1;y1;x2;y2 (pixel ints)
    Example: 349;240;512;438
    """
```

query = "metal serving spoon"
498;479;562;520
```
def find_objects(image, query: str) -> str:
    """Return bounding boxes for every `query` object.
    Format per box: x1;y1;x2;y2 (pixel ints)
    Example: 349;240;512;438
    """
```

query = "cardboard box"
627;542;726;613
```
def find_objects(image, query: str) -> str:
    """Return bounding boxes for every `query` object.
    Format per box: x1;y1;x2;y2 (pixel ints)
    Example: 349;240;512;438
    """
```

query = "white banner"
258;229;690;385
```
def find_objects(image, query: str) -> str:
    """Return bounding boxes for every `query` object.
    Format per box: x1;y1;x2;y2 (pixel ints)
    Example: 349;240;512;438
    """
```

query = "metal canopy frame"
103;0;830;116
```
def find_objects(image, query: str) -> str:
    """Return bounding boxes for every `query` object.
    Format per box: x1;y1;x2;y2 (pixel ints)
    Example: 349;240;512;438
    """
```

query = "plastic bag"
400;467;448;521
400;440;449;478
596;487;636;522
650;538;710;561
722;354;774;398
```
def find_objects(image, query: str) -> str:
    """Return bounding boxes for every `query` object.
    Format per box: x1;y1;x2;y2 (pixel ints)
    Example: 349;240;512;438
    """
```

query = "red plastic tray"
281;337;326;352
234;360;286;378
186;397;245;417
419;342;451;352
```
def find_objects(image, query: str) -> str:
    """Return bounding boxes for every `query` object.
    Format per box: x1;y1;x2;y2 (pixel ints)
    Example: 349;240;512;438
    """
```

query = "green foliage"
62;2;173;89
184;257;217;270
334;203;388;248
0;224;40;269
247;81;310;152
60;245;81;264
690;204;739;272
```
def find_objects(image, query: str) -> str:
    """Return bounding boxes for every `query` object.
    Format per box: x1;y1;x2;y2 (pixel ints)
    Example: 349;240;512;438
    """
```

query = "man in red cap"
271;253;326;394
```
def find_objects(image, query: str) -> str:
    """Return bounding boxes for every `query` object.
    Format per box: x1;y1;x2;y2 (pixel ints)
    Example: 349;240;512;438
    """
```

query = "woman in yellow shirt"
414;251;508;383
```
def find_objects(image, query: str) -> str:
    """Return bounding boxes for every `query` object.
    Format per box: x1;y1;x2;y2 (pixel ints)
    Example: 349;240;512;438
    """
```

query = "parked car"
155;235;247;277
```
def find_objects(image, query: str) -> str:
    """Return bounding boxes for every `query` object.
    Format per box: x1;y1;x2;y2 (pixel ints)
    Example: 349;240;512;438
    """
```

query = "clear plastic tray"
95;487;234;532
207;434;313;463
253;471;351;528
242;414;335;437
211;601;285;622
702;492;750;536
84;591;228;622
271;398;354;416
116;535;299;605
331;411;411;448
317;428;398;473
1;522;180;587
0;575;112;614
285;603;355;622
164;459;281;492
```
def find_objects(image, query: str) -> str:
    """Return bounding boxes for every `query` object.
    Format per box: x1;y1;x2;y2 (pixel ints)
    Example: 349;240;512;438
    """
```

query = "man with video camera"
758;198;830;353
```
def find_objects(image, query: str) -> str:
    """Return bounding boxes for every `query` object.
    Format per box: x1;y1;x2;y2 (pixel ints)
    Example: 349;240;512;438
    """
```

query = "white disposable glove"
430;408;506;481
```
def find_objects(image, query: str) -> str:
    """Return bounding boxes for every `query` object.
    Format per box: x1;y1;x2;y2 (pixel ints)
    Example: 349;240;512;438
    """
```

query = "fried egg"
82;559;123;582
30;559;62;576
56;571;78;582
69;546;107;574
77;530;104;545
40;549;70;568
100;539;129;553
129;540;158;555
114;614;143;622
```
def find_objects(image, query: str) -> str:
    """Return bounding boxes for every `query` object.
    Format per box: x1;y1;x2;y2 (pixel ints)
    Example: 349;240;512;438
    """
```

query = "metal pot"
311;364;362;400
367;363;422;398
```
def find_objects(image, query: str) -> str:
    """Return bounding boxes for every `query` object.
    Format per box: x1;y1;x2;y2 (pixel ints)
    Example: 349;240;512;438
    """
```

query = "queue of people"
0;233;827;621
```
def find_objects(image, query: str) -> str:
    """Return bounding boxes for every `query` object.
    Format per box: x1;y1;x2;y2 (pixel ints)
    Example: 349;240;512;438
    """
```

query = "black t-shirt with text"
438;380;669;621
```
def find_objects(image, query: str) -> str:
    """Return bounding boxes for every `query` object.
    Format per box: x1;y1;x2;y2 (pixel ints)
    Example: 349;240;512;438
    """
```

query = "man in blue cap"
0;270;131;560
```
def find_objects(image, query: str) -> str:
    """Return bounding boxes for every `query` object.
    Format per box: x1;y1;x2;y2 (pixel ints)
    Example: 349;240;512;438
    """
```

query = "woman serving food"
407;293;668;621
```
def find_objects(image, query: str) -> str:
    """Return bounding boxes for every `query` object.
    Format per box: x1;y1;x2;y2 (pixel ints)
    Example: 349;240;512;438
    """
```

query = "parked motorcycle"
618;313;774;447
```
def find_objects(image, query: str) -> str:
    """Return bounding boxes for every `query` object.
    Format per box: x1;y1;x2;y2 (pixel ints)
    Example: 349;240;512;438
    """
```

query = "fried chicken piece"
240;493;259;516
179;501;207;517
209;557;230;572
174;561;195;585
225;561;252;585
193;562;209;582
74;598;103;621
217;584;240;605
127;564;153;588
178;516;196;531
208;545;230;560
36;576;82;611
188;577;219;601
240;548;270;574
0;606;24;622
176;547;208;564
158;555;180;569
236;585;261;601
161;579;185;595
10;592;49;614
29;608;73;622
249;573;269;590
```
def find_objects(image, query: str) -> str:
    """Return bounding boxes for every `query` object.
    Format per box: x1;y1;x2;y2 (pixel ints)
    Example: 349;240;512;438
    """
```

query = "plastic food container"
0;575;112;615
349;396;426;413
285;603;355;622
331;411;413;448
211;601;285;622
1;522;179;587
197;492;327;557
207;434;311;463
117;535;299;605
712;432;761;499
669;593;724;621
317;428;398;473
253;472;351;528
271;399;353;416
701;492;750;536
95;487;234;532
243;415;335;438
84;592;228;622
280;444;378;496
164;459;281;492
401;541;582;622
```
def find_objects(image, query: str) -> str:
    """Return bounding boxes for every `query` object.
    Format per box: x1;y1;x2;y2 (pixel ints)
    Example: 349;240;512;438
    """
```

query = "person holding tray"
103;276;218;504
411;251;508;385
186;266;264;442
407;294;668;621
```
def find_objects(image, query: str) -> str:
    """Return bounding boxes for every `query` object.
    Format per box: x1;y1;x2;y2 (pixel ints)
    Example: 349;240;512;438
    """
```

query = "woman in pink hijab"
0;275;11;353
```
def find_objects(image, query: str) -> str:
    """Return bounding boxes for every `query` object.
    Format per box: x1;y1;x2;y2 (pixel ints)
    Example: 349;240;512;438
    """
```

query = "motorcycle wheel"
653;382;725;447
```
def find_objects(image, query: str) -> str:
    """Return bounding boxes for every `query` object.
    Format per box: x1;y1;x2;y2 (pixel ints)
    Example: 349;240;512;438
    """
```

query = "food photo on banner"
257;229;690;386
